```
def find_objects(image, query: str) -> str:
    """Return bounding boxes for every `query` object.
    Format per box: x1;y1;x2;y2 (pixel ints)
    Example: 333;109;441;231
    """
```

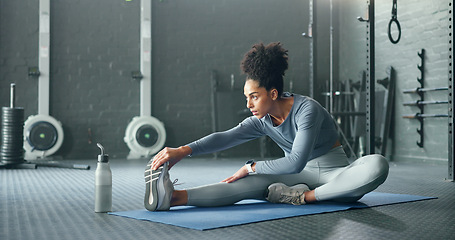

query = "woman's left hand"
221;166;249;183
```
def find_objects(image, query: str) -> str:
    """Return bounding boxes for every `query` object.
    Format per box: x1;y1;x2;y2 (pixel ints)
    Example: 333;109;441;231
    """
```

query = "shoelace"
279;191;305;205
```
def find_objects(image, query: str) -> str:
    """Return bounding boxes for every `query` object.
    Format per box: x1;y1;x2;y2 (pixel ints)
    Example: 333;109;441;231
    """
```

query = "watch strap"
245;160;254;174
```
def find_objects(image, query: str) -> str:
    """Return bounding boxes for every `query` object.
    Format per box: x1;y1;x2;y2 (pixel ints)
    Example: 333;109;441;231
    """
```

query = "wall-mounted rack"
402;49;449;148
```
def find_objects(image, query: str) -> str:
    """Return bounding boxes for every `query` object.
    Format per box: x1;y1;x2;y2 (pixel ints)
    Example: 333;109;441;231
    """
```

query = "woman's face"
243;79;276;119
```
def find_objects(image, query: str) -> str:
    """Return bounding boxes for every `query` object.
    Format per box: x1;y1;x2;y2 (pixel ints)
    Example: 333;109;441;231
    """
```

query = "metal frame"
415;49;426;148
448;0;454;181
310;0;317;98
38;0;50;116
303;0;317;98
329;0;334;113
124;0;166;159
140;0;152;116
378;66;395;156
23;0;65;160
366;0;376;154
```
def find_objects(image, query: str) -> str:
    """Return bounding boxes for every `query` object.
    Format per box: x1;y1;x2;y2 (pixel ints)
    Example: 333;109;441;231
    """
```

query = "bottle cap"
97;143;109;163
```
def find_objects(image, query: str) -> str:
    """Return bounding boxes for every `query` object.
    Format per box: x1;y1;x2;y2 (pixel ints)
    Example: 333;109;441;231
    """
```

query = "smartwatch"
245;160;255;174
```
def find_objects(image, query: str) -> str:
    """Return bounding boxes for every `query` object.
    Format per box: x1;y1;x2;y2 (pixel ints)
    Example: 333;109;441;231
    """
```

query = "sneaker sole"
144;161;167;211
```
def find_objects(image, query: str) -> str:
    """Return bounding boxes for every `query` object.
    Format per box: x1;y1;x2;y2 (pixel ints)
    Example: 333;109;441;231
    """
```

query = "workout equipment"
124;0;166;159
302;0;317;98
24;0;64;160
448;0;454;181
402;114;449;119
402;49;449;148
365;0;376;155
109;192;436;231
2;0;88;170
403;87;449;94
329;67;395;158
329;0;335;113
357;0;376;154
377;67;396;156
1;84;25;166
388;0;401;44
0;84;89;170
403;100;449;106
124;115;166;158
317;0;336;113
316;0;359;158
327;0;393;157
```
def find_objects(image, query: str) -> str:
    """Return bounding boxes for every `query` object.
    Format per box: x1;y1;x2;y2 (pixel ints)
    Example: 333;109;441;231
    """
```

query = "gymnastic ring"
388;18;401;44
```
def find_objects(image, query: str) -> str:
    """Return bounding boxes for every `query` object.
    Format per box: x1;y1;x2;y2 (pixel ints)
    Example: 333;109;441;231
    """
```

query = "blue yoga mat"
109;192;436;230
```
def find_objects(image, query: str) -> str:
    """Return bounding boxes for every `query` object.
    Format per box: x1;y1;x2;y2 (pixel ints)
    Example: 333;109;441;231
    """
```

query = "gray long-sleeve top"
187;93;339;174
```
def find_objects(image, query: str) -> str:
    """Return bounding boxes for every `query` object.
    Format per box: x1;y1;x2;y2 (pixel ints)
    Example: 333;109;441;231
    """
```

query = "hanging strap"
388;0;401;44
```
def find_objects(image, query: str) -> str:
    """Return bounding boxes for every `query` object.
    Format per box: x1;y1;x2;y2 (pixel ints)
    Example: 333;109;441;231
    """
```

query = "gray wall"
1;0;336;159
339;0;450;162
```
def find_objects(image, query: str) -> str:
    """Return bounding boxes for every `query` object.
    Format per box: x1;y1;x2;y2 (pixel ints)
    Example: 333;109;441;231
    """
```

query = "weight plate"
1;153;24;158
0;154;22;158
0;160;25;164
1;131;24;135
1;143;24;149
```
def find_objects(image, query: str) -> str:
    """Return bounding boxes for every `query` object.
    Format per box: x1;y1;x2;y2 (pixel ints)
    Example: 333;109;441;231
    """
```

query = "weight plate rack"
0;84;25;166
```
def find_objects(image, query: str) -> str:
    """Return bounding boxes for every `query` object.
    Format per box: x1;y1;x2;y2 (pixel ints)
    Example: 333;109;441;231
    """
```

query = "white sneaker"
144;161;174;211
266;183;310;205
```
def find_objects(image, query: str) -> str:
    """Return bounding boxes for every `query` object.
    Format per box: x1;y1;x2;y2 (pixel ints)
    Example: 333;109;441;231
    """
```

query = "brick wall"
339;0;450;162
0;0;39;116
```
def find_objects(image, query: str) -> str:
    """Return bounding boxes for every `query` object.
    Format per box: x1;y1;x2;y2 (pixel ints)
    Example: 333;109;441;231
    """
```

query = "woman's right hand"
151;146;192;170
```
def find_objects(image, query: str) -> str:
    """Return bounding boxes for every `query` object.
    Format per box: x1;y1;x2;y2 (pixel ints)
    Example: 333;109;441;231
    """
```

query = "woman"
144;42;389;211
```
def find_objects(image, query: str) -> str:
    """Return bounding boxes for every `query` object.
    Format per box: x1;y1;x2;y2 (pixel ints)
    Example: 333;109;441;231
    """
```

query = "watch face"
246;160;254;165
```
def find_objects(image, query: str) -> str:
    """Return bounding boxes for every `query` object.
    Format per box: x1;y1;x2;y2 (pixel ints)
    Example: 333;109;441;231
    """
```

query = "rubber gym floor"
1;157;454;240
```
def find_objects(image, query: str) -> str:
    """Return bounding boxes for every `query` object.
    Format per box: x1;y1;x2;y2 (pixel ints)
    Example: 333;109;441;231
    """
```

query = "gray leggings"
186;147;389;207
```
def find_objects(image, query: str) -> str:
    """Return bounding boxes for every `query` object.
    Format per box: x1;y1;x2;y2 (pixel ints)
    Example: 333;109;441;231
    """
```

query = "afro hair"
240;42;289;96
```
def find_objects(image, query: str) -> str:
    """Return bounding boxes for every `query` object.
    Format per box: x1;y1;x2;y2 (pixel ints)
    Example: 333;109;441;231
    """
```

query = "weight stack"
1;106;25;165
